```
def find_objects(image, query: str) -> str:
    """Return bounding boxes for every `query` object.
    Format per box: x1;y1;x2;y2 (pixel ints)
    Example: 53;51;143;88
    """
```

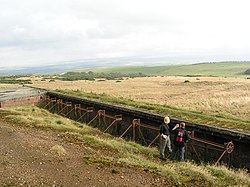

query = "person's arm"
172;124;179;131
185;130;190;143
160;124;163;135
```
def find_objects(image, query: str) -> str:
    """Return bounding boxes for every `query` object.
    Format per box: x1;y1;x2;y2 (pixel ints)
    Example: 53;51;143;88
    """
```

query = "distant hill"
0;58;249;77
0;60;101;75
84;61;250;77
0;56;179;75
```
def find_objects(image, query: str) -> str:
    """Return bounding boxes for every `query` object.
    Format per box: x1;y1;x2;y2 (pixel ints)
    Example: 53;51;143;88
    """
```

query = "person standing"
159;116;172;160
171;122;190;161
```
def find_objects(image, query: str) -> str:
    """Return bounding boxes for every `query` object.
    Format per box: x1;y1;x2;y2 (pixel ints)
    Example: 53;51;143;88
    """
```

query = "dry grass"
50;145;67;156
31;76;250;122
0;84;21;89
2;105;250;186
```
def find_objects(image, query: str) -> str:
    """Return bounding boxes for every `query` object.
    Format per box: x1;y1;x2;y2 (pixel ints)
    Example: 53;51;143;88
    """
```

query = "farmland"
30;75;250;132
3;62;249;131
1;62;250;186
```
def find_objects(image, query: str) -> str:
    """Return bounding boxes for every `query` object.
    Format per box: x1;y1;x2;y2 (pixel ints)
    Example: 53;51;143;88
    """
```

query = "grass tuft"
50;145;67;156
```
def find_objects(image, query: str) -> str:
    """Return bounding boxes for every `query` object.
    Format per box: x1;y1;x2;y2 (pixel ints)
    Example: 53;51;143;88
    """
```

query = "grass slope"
1;105;249;187
57;90;250;132
81;61;250;77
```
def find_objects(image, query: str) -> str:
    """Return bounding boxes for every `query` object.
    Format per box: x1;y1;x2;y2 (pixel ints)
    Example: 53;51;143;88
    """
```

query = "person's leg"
159;137;167;159
179;146;185;161
166;135;172;154
171;146;178;160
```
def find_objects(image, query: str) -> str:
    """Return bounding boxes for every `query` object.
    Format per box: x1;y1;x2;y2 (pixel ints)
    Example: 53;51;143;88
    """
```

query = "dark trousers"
171;146;185;161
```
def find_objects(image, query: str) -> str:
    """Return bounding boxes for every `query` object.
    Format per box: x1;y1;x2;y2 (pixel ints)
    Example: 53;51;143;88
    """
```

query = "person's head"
180;122;185;129
164;116;170;124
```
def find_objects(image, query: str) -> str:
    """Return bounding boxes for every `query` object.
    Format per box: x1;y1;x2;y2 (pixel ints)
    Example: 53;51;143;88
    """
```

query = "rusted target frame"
42;96;51;108
40;96;235;165
75;104;93;122
189;131;234;165
120;119;160;147
41;97;93;121
87;110;122;132
42;96;59;112
103;114;122;133
57;101;72;117
43;96;57;110
56;100;94;120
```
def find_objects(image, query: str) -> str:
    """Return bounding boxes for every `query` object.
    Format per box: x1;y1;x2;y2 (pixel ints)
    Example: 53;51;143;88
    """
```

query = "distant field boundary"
79;61;250;77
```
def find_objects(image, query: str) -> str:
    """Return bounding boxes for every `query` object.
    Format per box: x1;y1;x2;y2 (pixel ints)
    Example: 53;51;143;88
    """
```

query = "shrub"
244;68;250;75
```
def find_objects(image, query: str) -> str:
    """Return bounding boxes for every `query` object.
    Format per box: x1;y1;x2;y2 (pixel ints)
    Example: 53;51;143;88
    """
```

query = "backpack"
175;130;184;143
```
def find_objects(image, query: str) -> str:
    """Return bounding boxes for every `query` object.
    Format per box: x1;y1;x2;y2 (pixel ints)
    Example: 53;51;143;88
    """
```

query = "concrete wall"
43;91;250;170
0;95;44;108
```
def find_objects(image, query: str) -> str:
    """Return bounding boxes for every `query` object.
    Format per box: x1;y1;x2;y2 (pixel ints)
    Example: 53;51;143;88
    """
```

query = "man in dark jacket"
159;116;172;160
171;122;189;161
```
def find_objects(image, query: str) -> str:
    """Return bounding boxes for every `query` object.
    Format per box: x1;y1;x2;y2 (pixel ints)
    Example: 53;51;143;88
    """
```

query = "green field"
80;61;250;77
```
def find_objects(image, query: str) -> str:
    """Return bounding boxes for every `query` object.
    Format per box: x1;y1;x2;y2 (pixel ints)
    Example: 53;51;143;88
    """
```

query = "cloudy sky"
0;0;250;67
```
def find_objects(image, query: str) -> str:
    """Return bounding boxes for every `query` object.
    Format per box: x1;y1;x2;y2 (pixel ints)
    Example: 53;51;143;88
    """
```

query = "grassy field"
1;105;249;186
79;61;250;77
30;75;250;132
1;63;250;185
2;62;249;132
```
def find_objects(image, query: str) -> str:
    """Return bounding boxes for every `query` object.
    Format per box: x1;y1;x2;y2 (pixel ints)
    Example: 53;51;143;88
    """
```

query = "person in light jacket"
159;116;172;160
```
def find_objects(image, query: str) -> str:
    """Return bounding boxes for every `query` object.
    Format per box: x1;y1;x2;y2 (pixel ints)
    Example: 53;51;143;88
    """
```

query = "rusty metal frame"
41;97;95;123
215;141;234;165
48;98;57;111
43;96;51;108
75;104;93;122
40;95;235;166
58;101;72;115
139;122;159;147
120;119;160;147
87;110;122;132
87;110;103;126
189;131;234;165
43;96;56;109
103;114;122;133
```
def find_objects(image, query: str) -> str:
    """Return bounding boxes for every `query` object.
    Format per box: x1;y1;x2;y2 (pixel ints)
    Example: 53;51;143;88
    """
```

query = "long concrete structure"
0;87;249;170
45;90;250;170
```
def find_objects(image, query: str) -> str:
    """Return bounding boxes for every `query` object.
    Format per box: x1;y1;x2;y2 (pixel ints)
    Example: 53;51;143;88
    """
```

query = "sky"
1;0;250;68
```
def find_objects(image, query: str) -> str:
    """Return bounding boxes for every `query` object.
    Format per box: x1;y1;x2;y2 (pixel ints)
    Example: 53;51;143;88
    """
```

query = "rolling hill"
1;60;249;77
84;61;250;77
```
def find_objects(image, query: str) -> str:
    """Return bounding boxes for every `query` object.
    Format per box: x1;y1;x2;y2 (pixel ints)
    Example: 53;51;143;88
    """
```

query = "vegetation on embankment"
0;76;32;84
56;89;250;132
0;105;249;187
59;71;147;81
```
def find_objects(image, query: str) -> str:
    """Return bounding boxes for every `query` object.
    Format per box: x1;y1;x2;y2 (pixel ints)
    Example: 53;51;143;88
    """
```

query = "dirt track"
0;120;170;186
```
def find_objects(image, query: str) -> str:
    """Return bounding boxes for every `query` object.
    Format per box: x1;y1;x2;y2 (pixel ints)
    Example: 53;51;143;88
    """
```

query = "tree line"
59;71;147;81
0;76;32;84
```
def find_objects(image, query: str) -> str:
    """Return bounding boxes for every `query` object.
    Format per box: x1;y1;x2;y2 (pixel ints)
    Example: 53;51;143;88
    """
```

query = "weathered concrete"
0;87;46;108
45;91;250;170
